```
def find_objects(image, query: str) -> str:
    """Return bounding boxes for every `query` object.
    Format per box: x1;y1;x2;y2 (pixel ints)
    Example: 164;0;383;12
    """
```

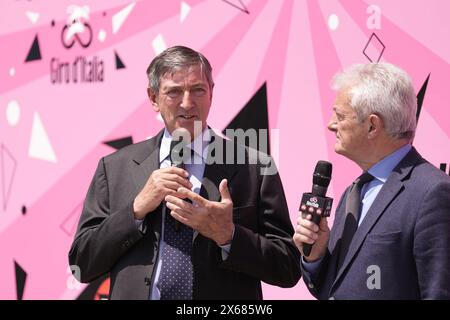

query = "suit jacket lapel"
331;147;422;291
131;129;164;242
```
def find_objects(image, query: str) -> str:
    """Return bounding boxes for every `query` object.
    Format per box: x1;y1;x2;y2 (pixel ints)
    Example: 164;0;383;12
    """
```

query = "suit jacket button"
308;283;314;289
144;277;151;285
124;240;130;247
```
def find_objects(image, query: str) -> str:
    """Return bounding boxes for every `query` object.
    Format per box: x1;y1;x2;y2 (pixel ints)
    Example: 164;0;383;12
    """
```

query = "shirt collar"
368;144;412;183
159;127;211;164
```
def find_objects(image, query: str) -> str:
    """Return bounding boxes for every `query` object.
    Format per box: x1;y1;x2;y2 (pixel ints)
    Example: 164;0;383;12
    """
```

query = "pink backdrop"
1;0;449;300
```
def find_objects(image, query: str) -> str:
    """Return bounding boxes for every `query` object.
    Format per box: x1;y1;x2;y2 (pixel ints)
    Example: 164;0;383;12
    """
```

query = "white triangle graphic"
152;33;167;55
180;1;191;23
28;113;57;163
26;11;40;24
112;2;136;34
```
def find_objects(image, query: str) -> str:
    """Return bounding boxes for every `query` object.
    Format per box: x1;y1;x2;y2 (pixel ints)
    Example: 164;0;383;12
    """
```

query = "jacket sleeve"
414;179;450;299
68;158;144;283
219;156;302;288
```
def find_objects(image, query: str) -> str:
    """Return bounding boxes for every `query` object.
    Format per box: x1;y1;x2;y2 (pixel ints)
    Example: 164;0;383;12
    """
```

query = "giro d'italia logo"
61;6;93;49
50;5;104;84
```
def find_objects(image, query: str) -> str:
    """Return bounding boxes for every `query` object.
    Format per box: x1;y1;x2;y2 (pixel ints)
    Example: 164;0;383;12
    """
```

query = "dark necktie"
337;171;374;270
159;147;194;300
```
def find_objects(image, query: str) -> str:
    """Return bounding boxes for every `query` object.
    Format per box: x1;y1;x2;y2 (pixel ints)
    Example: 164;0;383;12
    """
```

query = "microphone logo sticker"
306;197;319;208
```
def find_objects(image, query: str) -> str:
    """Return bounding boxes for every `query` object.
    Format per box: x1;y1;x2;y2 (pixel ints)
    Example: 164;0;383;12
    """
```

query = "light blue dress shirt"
302;144;412;273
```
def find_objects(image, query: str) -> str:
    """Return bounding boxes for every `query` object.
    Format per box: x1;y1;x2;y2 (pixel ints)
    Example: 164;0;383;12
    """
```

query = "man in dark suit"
69;46;301;299
294;62;450;299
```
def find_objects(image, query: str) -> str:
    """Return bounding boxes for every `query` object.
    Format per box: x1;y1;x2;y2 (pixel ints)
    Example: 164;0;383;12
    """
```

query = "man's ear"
367;114;383;139
147;88;159;112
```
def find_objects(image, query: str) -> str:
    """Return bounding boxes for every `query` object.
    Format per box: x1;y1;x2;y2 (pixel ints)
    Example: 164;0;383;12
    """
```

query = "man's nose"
327;116;337;132
180;91;194;110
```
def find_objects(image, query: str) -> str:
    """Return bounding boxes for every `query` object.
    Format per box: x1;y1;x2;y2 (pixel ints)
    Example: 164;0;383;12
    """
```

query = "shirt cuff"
219;226;235;261
301;255;324;274
134;218;145;233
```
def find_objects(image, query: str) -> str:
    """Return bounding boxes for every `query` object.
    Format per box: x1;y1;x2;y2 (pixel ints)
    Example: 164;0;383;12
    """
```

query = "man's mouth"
178;115;196;120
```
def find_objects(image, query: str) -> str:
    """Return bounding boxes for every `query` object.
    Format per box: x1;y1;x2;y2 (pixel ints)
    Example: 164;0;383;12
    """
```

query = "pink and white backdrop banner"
1;0;449;300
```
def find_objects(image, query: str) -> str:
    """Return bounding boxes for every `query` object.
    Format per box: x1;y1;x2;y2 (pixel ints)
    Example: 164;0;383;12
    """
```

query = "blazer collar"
132;129;164;165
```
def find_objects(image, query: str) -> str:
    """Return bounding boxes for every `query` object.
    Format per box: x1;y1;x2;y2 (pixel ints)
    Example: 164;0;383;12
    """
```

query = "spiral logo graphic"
61;5;93;49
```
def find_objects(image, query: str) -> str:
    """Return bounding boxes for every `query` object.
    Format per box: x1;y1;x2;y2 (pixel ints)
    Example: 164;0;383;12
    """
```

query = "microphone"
169;138;189;232
299;161;333;257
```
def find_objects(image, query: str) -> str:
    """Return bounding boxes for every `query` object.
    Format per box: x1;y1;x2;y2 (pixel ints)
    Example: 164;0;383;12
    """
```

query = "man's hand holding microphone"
293;161;333;262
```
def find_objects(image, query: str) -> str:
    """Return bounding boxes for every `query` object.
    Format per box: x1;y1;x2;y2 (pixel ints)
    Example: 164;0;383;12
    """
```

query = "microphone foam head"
314;160;332;179
312;161;332;196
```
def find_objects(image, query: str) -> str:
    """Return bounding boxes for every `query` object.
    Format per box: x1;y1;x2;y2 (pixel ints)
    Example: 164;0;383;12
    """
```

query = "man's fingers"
319;217;329;232
165;195;195;214
297;216;319;232
294;233;315;245
165;188;188;199
167;204;192;226
300;213;312;220
161;166;189;177
296;225;319;241
219;179;232;203
303;219;319;232
177;187;209;207
162;173;192;189
163;181;191;193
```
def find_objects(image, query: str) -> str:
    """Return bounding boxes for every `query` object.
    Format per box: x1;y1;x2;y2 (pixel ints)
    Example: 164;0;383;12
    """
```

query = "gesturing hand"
165;179;234;246
133;167;192;220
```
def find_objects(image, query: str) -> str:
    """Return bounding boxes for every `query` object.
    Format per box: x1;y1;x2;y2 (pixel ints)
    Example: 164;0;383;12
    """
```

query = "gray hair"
146;45;214;93
332;63;417;141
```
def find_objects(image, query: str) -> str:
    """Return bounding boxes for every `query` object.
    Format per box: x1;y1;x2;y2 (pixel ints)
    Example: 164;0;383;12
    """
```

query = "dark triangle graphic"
222;0;250;14
115;51;126;69
14;261;27;300
103;136;133;150
223;82;270;154
25;35;42;62
416;73;430;122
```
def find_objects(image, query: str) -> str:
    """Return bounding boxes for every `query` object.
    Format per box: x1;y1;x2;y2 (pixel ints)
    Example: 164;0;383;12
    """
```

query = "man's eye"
336;114;344;121
167;89;181;98
192;88;206;96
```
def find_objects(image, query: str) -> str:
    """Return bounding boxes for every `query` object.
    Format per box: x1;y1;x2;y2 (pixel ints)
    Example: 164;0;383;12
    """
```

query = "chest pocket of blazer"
366;231;402;244
233;205;257;231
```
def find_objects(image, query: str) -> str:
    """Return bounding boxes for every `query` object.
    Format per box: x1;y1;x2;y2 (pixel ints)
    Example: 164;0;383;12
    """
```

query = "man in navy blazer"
294;62;450;299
